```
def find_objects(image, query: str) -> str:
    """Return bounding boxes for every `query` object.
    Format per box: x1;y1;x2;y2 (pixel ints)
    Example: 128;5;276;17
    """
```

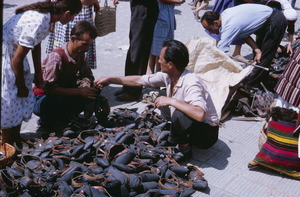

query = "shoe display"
4;105;208;196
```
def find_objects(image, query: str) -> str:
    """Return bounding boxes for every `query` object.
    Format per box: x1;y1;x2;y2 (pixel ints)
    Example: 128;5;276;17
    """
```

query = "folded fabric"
249;119;300;179
185;37;253;118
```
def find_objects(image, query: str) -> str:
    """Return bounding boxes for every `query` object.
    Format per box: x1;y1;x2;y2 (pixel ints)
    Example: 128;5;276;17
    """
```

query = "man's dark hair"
162;40;189;72
163;40;189;71
71;20;98;40
201;11;220;25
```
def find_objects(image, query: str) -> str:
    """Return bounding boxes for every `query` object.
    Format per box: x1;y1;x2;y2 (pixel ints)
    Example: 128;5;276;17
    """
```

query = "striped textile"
46;5;97;69
249;119;300;179
274;46;300;107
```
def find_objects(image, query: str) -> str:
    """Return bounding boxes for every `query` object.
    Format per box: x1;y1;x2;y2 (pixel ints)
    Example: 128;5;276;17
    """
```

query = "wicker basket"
95;0;116;37
0;142;16;169
258;121;268;150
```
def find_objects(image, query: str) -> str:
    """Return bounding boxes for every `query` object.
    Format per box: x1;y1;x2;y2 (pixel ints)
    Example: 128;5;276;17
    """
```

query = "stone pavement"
3;0;300;196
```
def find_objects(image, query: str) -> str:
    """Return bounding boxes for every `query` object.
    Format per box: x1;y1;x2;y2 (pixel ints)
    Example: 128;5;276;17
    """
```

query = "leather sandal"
107;144;126;161
95;148;110;168
187;165;208;191
90;186;112;197
113;148;136;165
169;166;189;178
6;166;23;179
76;129;103;144
105;166;130;186
11;161;25;173
158;178;179;191
20;155;44;172
58;180;74;197
0;169;15;191
71;171;86;188
127;174;142;189
136;170;160;182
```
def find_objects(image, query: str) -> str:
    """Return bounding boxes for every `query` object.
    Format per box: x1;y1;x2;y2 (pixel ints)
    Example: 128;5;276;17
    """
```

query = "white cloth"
277;0;298;21
185;37;254;119
142;70;219;126
1;11;51;129
275;95;300;113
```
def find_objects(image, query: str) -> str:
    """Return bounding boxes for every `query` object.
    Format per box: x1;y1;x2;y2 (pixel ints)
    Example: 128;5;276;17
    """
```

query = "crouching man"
95;40;219;160
33;20;98;133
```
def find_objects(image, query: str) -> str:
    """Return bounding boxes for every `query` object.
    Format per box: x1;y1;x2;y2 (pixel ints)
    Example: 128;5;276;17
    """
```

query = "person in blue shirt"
201;4;287;88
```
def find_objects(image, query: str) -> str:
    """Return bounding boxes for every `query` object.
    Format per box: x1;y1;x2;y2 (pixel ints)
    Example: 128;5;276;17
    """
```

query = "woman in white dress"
1;0;82;145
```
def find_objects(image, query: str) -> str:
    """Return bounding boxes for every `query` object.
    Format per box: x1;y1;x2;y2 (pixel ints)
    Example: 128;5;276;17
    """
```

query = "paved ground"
3;0;300;196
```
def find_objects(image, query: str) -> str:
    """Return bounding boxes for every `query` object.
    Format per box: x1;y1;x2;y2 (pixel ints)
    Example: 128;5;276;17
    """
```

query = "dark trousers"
33;95;84;131
165;109;219;149
124;0;159;95
244;9;287;88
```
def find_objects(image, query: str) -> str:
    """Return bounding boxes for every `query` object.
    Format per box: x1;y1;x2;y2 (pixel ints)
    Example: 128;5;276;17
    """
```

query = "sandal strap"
158;178;179;190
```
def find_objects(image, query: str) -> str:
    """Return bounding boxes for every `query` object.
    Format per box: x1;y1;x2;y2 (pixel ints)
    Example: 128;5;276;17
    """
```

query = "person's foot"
233;55;250;63
175;144;192;162
175;148;192;162
193;11;200;20
191;6;196;10
116;92;140;102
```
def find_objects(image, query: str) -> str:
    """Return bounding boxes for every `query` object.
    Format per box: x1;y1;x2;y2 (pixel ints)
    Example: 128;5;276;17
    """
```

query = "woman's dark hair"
71;20;98;40
15;0;82;15
201;11;220;25
162;40;189;72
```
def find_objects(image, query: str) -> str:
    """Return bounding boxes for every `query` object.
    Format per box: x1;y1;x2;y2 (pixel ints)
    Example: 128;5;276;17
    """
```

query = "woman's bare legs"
194;1;209;19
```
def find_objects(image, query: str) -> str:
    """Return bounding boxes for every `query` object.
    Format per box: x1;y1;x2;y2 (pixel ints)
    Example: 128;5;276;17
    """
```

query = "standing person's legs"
244;10;287;88
119;0;158;101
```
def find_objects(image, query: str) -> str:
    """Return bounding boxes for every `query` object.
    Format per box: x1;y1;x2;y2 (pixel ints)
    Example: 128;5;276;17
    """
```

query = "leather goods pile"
0;105;208;196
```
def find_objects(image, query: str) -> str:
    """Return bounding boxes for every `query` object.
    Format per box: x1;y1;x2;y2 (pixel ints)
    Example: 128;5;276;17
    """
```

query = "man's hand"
154;96;173;109
286;42;293;57
253;48;262;64
78;87;98;99
113;0;119;5
94;77;110;89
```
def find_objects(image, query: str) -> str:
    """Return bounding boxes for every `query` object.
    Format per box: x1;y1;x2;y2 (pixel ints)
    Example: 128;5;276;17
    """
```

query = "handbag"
95;0;116;37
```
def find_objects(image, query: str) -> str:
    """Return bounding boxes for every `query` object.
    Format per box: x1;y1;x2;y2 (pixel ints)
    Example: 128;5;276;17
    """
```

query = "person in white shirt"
95;40;219;161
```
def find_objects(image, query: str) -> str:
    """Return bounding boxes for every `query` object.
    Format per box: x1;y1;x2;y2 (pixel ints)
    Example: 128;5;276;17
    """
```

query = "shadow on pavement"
181;140;231;170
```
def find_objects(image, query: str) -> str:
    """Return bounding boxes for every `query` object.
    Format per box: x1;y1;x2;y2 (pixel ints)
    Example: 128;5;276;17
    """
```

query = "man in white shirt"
95;40;219;161
201;4;287;88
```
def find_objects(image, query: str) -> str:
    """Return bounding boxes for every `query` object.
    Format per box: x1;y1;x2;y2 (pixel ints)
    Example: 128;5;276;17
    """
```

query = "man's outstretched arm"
94;76;143;89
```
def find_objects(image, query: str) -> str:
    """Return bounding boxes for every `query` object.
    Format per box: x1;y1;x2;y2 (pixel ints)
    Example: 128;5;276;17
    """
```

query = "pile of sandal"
0;105;208;196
